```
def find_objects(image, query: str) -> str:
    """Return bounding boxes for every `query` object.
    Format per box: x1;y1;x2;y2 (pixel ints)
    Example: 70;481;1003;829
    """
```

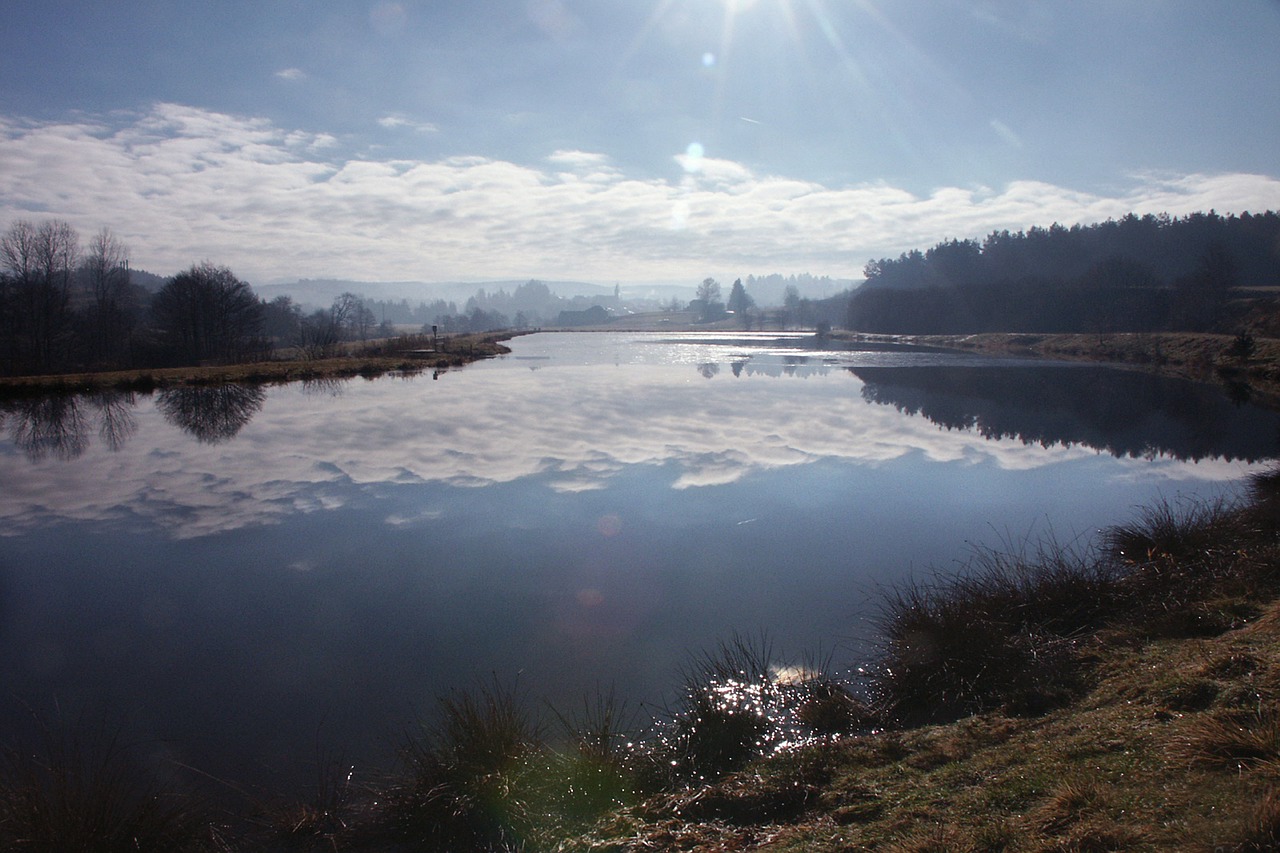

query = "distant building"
555;305;611;327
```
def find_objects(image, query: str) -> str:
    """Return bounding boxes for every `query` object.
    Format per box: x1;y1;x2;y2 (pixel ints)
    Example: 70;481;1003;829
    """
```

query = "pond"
0;330;1276;795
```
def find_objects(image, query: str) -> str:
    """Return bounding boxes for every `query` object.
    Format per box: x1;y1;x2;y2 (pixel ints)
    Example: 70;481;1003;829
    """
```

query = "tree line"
847;211;1280;335
0;219;424;377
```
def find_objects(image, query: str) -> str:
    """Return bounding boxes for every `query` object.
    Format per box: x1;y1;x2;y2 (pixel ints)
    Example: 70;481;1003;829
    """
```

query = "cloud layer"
2;104;1279;284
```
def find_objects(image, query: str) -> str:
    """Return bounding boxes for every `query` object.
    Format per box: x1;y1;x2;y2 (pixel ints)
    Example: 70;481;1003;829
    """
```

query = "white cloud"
275;68;306;82
1;104;1278;283
377;113;439;134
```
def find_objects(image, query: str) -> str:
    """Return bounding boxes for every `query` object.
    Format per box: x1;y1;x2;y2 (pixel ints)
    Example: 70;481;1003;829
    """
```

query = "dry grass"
904;330;1280;405
0;332;515;394
0;717;221;853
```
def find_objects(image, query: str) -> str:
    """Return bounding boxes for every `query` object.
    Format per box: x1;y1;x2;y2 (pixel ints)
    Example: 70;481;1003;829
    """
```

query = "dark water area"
0;331;1275;797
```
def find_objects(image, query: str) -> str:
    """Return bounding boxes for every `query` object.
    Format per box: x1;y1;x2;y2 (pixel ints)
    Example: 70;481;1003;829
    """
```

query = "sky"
2;0;1279;288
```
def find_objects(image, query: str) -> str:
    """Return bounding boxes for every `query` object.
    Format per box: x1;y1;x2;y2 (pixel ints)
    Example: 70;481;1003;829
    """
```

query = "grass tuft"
0;716;217;853
868;538;1121;727
388;678;542;851
1175;708;1280;773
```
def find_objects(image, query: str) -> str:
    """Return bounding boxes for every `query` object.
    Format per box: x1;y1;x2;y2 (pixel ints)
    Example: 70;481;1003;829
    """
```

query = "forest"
0;219;522;378
847;211;1280;335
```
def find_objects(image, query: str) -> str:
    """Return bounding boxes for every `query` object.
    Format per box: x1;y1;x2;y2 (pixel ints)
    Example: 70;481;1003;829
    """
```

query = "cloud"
274;68;306;82
0;104;1278;283
377;113;439;134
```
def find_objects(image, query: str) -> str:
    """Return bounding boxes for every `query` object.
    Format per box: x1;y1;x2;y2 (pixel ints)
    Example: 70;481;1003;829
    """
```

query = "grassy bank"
0;332;515;394
904;330;1280;408
3;472;1279;850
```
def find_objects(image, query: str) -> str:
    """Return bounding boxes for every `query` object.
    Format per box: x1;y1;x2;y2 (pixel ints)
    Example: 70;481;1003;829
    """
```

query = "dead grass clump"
666;635;775;782
1032;778;1104;836
796;679;875;736
1203;653;1264;681
882;823;978;853
1237;786;1280;851
544;688;640;827
256;748;364;851
0;723;217;853
1105;494;1240;570
645;771;822;825
869;541;1121;727
1189;786;1280;852
1160;677;1222;712
1174;707;1280;773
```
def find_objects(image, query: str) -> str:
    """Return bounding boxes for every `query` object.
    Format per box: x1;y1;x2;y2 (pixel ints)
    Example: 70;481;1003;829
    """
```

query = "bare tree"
1;219;39;281
330;292;375;341
1;219;79;372
84;227;134;365
152;262;263;364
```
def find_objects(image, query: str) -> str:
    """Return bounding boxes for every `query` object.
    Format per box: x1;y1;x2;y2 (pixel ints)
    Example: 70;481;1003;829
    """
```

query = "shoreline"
835;329;1280;409
0;332;515;394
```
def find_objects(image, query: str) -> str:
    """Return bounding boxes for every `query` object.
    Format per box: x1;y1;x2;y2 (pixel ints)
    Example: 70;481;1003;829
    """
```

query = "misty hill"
255;278;614;310
742;273;856;305
127;268;169;292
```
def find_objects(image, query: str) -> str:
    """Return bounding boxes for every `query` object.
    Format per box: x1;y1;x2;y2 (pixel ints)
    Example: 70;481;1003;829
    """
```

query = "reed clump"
0;715;220;853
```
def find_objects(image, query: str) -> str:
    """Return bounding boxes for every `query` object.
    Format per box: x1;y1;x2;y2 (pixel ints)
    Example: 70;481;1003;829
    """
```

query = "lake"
0;330;1276;796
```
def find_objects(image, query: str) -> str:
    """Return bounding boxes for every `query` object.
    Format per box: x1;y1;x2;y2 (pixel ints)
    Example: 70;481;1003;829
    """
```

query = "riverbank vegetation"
3;470;1279;850
0;331;513;394
0;219;517;385
903;329;1280;407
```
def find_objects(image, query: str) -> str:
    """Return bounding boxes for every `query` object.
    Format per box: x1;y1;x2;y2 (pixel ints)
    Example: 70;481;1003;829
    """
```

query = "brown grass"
0;332;515;394
896;330;1280;406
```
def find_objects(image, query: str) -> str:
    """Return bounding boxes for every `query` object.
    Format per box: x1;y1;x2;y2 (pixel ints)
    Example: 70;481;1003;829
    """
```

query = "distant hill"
253;276;858;311
129;268;168;292
256;279;614;310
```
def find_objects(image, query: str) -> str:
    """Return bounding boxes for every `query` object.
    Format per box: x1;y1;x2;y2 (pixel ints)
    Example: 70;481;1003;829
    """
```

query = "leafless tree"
1;219;80;372
84;227;134;364
152;262;263;364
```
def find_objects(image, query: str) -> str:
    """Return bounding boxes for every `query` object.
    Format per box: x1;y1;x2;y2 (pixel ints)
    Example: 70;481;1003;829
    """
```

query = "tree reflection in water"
299;377;346;398
853;365;1280;463
156;385;266;444
87;390;137;451
3;395;91;461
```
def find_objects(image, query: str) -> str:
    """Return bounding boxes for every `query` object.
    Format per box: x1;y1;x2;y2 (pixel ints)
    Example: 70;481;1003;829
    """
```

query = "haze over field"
2;1;1279;286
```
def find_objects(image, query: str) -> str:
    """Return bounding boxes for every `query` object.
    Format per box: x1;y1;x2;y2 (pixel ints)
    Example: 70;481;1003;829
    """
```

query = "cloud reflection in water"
0;333;1270;539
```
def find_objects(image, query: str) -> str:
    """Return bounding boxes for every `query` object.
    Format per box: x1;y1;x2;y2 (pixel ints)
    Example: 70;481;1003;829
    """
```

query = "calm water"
0;331;1276;793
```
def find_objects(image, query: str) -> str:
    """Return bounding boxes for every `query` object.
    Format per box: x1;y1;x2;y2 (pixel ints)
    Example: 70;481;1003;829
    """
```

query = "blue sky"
2;0;1279;286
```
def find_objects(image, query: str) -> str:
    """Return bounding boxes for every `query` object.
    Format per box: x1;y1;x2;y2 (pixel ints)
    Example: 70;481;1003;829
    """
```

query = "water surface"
0;331;1274;793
